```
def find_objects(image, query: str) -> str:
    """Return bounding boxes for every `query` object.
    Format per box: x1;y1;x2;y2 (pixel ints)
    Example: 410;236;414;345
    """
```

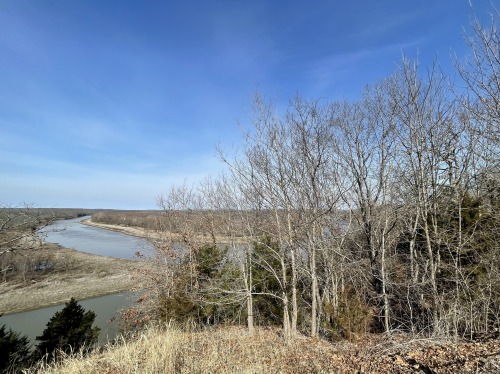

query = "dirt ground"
0;243;144;315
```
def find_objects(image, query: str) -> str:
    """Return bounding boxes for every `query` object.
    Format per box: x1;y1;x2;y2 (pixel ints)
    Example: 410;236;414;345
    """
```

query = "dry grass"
0;243;143;314
29;325;269;374
22;325;500;374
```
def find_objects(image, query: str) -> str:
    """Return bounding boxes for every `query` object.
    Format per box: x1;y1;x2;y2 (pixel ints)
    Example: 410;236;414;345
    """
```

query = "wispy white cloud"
304;34;428;99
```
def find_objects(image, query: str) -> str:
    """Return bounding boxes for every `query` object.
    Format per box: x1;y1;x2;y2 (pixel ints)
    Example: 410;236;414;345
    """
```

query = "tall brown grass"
21;323;500;373
25;322;358;373
26;324;278;374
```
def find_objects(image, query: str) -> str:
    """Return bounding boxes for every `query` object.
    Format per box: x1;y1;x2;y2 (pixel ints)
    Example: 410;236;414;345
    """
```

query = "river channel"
39;216;154;259
1;216;153;346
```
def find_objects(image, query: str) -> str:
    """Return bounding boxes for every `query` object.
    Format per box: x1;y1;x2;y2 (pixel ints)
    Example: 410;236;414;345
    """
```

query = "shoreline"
2;288;133;316
82;218;248;245
80;218;156;240
0;217;249;315
0;243;143;315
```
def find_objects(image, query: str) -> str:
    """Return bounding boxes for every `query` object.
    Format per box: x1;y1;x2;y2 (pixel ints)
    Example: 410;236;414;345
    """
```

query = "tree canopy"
34;298;100;361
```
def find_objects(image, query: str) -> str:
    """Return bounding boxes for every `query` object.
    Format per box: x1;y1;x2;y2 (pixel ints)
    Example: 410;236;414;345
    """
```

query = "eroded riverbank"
80;218;157;240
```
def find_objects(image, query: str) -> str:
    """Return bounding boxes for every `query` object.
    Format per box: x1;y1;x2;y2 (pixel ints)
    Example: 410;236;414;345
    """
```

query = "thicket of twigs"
120;5;500;344
91;211;160;230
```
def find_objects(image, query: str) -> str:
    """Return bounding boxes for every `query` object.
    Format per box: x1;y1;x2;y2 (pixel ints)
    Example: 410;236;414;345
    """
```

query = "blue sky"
0;1;494;209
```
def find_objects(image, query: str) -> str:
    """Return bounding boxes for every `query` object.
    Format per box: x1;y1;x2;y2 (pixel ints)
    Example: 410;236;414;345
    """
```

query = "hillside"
28;326;500;374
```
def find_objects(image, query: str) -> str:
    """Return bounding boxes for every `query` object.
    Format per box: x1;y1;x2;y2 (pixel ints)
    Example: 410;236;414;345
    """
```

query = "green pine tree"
0;318;32;373
251;236;284;326
34;298;100;361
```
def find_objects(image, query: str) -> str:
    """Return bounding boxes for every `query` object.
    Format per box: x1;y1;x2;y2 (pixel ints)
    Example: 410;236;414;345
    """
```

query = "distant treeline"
91;210;249;238
91;211;162;230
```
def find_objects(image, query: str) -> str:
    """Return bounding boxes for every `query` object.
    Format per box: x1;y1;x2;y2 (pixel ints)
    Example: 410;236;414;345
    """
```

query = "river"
0;292;133;345
38;216;154;259
1;216;153;347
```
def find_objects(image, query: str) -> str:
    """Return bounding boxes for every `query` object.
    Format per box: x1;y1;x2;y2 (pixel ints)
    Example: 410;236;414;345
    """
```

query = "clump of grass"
27;324;271;374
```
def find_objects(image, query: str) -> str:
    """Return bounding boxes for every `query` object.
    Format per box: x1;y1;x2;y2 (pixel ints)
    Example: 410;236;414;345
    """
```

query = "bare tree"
330;79;400;333
220;94;299;339
389;57;476;335
0;204;54;281
456;4;500;147
283;97;341;337
197;175;258;333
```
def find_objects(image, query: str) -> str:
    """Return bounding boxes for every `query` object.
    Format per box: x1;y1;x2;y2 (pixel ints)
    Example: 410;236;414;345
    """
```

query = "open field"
27;325;500;374
0;243;143;315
